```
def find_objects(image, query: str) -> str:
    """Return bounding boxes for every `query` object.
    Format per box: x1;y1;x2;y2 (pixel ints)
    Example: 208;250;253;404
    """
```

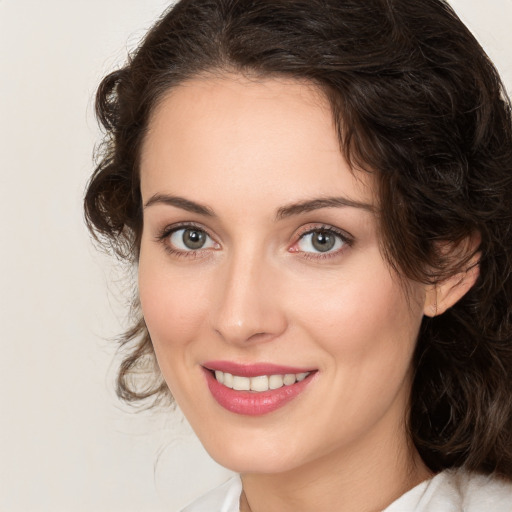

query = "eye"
168;227;217;251
296;228;347;254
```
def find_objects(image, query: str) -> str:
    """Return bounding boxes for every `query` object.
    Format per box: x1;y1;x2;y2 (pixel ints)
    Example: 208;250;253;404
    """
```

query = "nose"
209;251;288;346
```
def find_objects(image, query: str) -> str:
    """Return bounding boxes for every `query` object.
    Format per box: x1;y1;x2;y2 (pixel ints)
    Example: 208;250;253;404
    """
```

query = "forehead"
140;74;374;208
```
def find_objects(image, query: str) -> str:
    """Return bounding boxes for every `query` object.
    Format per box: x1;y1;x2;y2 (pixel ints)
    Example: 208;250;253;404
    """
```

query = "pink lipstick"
202;361;316;416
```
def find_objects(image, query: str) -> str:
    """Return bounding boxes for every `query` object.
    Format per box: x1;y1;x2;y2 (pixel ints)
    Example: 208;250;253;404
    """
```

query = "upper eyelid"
156;221;214;240
295;224;353;242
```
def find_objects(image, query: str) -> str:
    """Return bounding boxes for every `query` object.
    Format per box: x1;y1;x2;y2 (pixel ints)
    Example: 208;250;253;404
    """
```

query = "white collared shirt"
179;469;512;511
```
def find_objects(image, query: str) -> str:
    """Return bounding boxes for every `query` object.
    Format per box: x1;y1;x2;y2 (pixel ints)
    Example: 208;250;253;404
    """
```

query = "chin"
199;429;318;474
212;451;298;475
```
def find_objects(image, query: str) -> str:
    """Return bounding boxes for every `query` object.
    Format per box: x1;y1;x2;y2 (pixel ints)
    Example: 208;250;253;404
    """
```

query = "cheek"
289;257;424;369
137;252;209;350
137;251;214;406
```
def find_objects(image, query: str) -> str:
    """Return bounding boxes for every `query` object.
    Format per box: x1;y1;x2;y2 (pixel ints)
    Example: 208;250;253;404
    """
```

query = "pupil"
183;229;206;249
312;231;335;252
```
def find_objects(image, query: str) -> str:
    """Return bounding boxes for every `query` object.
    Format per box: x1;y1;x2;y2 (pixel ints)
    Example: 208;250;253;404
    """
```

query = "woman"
85;0;512;510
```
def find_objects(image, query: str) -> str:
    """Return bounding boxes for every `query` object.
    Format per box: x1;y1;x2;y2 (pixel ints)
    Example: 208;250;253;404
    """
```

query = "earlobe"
424;255;480;317
424;287;438;318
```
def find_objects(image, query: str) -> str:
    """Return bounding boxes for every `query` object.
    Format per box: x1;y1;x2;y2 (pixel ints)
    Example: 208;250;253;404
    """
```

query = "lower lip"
203;368;315;416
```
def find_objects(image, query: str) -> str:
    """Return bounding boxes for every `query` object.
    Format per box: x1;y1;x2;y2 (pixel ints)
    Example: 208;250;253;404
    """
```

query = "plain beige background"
0;1;510;510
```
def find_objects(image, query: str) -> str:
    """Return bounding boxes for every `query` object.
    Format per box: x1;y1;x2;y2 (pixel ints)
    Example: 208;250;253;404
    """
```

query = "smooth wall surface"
0;1;510;511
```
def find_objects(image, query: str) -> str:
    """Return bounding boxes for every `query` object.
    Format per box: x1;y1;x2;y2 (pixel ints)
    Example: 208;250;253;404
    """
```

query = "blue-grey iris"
312;231;336;252
183;229;206;249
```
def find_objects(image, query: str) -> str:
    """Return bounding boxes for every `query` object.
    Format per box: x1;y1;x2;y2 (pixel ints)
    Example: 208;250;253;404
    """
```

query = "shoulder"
386;469;512;512
455;471;512;511
178;475;242;512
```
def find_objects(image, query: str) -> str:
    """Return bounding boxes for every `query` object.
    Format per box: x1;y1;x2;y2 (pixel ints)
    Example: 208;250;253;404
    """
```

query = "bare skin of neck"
238;420;432;512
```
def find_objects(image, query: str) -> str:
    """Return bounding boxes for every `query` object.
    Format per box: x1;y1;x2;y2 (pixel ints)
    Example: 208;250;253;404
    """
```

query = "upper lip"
202;360;316;377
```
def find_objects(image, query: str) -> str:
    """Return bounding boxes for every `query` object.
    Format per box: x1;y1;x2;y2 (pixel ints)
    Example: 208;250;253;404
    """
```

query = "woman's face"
138;75;429;474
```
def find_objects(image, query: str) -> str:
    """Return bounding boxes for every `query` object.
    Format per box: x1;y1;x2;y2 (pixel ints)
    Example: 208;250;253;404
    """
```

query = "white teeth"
250;375;269;392
269;375;284;389
223;372;234;388
212;370;310;392
283;374;296;386
233;376;251;391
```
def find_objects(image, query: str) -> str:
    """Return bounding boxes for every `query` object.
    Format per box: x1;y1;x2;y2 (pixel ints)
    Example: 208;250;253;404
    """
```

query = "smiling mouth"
212;370;311;392
202;362;317;415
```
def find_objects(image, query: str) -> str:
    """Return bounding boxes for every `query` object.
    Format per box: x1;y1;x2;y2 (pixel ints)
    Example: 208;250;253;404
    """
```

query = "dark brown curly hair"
85;0;512;478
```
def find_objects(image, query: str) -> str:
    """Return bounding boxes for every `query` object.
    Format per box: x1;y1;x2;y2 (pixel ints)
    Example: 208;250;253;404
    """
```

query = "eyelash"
155;223;353;260
156;222;218;260
292;224;353;261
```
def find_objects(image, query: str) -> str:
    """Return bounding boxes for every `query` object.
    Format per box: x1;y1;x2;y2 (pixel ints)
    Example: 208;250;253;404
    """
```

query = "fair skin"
137;75;473;512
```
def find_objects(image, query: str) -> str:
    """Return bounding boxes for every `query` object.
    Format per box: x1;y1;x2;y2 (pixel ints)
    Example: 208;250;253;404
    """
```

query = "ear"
424;236;481;317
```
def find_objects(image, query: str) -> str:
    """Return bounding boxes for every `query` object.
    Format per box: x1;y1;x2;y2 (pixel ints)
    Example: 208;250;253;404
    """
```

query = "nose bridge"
210;244;286;345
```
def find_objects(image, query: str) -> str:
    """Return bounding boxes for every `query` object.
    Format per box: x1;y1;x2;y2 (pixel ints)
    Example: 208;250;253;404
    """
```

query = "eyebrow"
144;193;215;216
143;193;375;219
275;197;375;220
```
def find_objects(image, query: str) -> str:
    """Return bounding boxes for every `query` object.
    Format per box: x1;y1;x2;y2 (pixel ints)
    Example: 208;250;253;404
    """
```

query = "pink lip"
201;362;317;416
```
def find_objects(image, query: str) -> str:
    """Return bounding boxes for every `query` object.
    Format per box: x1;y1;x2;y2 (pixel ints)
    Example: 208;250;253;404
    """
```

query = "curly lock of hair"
84;0;512;478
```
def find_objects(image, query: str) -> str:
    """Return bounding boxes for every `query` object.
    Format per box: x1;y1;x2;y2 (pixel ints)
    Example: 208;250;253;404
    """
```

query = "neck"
239;426;432;512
